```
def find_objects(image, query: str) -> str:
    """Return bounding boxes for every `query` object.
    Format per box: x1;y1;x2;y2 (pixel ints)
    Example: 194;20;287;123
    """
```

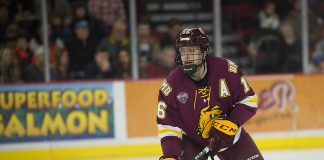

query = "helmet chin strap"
190;62;207;80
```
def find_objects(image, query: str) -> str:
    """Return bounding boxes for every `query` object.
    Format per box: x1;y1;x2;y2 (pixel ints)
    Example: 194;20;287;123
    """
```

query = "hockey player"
157;28;264;160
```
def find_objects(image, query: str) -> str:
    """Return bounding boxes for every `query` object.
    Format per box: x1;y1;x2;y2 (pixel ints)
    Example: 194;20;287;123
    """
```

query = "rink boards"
0;74;324;160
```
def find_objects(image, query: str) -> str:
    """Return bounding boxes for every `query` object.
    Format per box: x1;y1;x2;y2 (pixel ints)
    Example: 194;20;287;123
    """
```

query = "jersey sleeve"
157;79;183;157
227;64;258;127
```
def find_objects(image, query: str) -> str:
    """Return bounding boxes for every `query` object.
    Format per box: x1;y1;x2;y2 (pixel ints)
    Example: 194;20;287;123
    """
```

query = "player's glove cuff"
212;116;239;137
209;116;240;152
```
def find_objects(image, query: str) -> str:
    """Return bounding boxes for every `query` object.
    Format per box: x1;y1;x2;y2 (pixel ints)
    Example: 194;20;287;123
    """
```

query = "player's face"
179;46;202;66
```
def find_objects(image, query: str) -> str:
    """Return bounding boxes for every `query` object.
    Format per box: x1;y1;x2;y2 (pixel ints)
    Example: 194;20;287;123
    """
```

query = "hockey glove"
209;116;240;152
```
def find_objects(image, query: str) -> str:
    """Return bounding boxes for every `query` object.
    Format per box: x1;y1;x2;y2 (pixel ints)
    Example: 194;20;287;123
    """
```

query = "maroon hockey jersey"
157;55;258;157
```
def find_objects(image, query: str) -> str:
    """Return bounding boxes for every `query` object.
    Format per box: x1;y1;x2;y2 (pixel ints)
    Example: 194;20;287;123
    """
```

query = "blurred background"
0;0;324;160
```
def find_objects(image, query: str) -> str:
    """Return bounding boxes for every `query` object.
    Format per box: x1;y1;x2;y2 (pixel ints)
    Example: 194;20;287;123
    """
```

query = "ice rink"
111;148;324;160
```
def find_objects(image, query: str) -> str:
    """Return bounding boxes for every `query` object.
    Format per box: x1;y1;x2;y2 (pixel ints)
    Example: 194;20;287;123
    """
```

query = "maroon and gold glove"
209;116;240;152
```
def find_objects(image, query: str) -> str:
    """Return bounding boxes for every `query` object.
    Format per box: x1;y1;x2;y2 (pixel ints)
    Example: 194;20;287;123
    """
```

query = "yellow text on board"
0;89;108;110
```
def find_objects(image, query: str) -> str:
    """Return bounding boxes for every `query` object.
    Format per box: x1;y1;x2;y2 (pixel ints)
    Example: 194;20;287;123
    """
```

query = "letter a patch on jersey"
219;78;230;98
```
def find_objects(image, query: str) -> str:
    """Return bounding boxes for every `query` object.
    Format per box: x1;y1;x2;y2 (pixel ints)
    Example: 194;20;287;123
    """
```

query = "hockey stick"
192;137;216;160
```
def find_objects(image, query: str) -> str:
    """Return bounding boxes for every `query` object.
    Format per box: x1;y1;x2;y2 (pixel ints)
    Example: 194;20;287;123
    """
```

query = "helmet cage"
175;28;209;74
176;45;208;65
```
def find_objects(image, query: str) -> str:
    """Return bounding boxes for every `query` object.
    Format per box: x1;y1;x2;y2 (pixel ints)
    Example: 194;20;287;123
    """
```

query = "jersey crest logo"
177;92;189;104
197;105;222;139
